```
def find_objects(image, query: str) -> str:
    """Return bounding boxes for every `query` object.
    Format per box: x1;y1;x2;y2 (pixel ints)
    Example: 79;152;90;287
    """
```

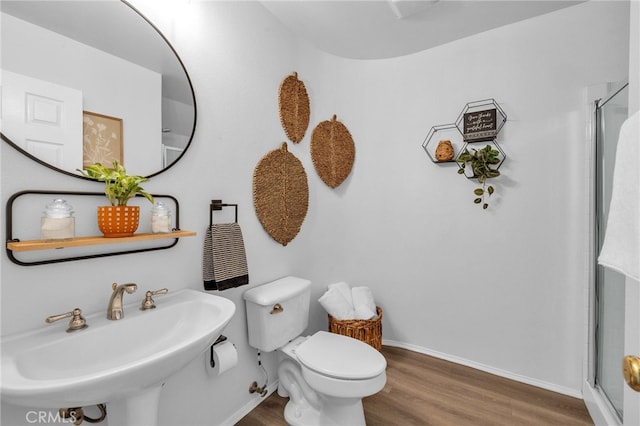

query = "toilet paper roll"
211;341;238;375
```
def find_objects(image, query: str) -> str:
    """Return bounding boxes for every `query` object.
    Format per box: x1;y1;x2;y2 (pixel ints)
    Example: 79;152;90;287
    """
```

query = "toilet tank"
243;276;311;352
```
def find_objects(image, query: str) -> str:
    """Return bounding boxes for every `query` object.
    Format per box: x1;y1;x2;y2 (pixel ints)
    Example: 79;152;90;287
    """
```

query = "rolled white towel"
319;287;355;320
351;286;377;320
328;282;354;309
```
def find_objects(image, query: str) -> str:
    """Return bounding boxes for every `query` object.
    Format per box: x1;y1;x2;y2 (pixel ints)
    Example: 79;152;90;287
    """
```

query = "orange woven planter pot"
97;206;140;238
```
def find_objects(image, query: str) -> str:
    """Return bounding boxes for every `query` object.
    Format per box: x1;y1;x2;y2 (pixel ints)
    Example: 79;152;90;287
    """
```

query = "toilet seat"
300;363;387;399
296;331;386;379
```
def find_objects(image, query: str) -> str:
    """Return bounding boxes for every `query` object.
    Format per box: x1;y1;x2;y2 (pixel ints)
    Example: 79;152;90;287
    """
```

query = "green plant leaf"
77;161;153;206
457;150;472;163
457;145;503;210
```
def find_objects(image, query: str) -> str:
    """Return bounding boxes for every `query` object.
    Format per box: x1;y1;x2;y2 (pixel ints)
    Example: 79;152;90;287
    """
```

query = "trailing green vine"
456;144;501;210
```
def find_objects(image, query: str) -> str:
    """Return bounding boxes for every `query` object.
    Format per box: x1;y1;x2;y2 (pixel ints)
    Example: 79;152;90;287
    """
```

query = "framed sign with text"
463;108;497;142
455;99;507;143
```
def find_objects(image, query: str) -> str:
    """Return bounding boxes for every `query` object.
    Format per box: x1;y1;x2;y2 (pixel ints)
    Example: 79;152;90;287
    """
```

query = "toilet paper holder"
210;334;228;368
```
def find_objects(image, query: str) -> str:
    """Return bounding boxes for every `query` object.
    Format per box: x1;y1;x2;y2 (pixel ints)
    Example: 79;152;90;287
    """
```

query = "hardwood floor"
236;345;593;426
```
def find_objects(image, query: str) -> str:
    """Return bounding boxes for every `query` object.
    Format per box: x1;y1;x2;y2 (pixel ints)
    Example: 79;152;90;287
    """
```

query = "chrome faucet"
107;282;137;320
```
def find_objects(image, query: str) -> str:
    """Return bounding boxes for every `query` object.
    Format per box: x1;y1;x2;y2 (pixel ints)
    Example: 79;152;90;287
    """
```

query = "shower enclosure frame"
584;80;629;426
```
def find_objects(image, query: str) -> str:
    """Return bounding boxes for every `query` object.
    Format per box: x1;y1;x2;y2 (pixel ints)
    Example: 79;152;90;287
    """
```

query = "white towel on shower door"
598;110;640;281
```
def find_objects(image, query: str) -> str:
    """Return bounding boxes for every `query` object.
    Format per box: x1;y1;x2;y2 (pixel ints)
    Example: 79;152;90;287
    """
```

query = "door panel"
1;69;83;170
623;281;640;425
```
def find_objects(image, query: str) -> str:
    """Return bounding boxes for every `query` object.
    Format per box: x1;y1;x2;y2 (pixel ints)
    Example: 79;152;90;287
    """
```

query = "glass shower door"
595;83;629;420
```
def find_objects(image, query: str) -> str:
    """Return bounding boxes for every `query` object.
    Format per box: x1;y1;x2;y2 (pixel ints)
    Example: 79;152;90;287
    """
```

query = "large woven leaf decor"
253;142;309;246
311;115;355;188
279;72;310;144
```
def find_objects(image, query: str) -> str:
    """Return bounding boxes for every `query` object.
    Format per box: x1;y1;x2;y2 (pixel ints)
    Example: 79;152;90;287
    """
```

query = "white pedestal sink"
1;289;235;425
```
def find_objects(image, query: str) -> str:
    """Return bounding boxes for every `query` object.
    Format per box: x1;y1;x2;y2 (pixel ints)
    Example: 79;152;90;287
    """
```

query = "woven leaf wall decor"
279;72;310;143
253;142;309;246
311;114;355;188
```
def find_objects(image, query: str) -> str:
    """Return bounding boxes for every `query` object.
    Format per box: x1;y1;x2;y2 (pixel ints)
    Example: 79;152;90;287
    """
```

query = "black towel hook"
210;200;238;225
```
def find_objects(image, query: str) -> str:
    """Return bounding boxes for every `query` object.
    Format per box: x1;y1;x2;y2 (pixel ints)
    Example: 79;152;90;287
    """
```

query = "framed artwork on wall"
82;111;123;168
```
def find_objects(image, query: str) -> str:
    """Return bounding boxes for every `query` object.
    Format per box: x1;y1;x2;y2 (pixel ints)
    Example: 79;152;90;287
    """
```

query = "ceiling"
260;0;585;59
3;1;586;64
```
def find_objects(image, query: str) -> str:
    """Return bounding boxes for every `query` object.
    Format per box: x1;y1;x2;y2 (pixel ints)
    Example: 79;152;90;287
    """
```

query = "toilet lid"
295;331;386;380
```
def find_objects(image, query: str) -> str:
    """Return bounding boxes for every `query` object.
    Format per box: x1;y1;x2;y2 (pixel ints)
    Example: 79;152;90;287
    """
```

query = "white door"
0;69;83;170
612;106;640;426
623;281;640;426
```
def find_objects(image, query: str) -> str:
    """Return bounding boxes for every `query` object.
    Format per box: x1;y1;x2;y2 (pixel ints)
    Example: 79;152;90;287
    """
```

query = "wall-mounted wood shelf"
7;230;196;252
6;190;195;266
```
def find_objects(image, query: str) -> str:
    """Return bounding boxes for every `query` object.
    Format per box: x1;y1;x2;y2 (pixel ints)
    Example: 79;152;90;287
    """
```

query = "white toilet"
244;276;387;426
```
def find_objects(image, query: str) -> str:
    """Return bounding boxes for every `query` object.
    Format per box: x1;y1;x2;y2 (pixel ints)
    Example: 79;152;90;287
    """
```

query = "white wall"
2;13;162;174
0;1;632;425
1;2;306;425
295;0;629;396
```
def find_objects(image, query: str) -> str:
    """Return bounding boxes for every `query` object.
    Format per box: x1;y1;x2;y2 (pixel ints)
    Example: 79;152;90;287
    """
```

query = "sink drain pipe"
59;404;107;425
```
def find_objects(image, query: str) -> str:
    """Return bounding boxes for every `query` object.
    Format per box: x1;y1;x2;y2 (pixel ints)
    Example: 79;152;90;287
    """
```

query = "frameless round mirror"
0;0;196;178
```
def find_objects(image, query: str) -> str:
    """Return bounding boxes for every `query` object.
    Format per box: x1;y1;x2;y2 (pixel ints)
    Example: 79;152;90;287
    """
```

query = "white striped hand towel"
203;223;249;291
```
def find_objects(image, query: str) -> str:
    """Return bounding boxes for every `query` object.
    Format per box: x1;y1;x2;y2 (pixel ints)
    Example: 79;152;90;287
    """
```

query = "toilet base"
283;395;366;426
277;356;368;426
283;398;322;426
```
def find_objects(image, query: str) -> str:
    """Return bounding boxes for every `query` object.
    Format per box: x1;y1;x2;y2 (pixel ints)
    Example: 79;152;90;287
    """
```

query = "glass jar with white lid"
41;199;75;240
151;201;172;233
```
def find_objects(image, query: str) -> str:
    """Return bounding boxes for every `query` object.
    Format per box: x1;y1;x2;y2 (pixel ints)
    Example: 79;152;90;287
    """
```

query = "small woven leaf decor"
253;142;309;246
278;72;310;143
311;114;355;188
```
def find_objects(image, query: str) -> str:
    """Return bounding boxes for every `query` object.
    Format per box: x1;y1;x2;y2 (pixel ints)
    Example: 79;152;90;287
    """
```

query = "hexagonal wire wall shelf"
422;99;507;179
455;98;507;142
422;123;464;163
456;99;507;178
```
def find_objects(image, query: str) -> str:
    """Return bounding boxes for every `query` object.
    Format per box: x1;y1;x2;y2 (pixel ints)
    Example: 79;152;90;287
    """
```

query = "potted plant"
456;144;501;210
78;161;154;237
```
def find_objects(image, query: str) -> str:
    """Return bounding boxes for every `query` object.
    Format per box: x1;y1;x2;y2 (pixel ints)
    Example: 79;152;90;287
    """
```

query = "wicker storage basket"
328;306;382;351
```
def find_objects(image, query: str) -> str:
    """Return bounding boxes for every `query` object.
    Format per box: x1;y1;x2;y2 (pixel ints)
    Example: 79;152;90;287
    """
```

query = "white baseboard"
221;380;280;426
383;339;583;399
